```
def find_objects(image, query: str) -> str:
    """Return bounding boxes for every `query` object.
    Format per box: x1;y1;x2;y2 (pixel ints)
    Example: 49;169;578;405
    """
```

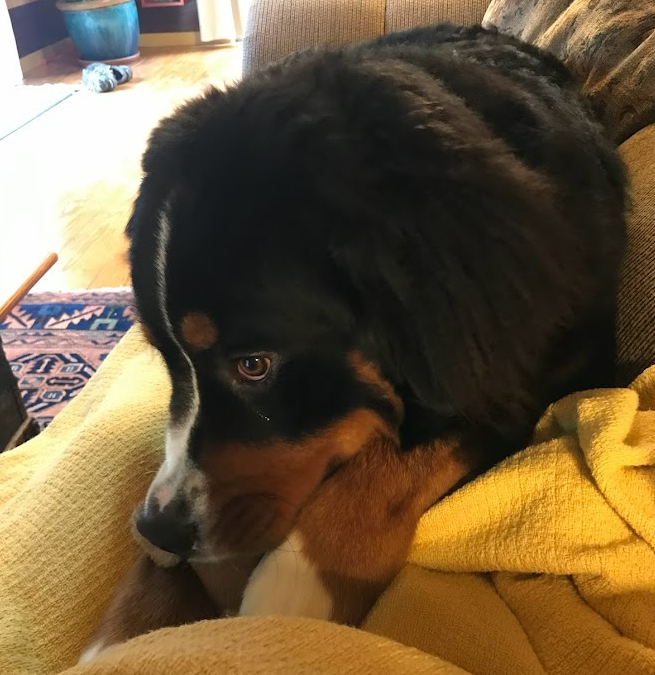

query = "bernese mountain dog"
80;24;626;660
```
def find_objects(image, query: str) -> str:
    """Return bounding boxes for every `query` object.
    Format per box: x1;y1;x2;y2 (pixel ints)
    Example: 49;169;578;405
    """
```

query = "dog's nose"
135;499;197;557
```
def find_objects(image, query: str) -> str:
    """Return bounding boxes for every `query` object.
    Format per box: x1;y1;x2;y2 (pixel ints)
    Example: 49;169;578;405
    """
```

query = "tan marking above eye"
180;312;219;351
198;407;396;554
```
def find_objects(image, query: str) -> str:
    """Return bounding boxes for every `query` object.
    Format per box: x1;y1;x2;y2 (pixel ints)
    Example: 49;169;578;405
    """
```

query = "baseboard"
20;38;74;76
139;31;202;48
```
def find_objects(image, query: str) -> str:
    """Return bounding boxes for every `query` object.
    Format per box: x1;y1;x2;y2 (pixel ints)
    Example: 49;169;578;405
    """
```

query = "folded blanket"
0;327;653;675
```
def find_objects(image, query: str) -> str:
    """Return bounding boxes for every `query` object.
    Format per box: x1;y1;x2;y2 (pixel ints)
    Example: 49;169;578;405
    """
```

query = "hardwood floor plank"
0;45;241;292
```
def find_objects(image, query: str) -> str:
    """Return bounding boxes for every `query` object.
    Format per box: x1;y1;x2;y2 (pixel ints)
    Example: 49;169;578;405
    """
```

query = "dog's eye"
236;356;272;381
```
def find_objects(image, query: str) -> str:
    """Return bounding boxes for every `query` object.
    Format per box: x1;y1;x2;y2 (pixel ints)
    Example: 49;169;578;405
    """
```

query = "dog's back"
85;28;629;656
348;24;627;454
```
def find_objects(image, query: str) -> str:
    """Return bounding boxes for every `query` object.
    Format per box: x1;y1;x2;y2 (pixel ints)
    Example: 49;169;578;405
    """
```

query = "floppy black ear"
335;168;574;437
316;61;583;447
126;85;229;243
142;86;228;180
125;180;154;243
123;174;168;347
125;87;232;329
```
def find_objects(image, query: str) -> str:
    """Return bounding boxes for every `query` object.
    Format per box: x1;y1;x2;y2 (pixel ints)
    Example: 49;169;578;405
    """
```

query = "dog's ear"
125;87;230;335
317;65;581;442
126;86;229;239
143;87;228;184
333;165;575;446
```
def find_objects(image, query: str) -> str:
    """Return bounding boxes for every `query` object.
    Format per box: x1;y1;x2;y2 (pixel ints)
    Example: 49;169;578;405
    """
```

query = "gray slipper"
82;63;116;93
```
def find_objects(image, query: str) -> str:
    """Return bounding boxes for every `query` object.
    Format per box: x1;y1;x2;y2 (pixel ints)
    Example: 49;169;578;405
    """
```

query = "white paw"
239;531;333;620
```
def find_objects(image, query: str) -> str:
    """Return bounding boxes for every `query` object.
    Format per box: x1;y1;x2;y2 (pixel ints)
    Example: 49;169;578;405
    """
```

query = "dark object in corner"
0;334;39;452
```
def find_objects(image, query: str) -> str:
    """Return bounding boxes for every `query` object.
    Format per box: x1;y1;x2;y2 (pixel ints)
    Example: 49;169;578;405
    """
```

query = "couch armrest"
243;0;490;74
616;123;655;384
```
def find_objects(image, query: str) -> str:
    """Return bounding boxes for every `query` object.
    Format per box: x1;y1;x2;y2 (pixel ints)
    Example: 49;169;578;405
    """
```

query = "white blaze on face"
145;201;204;516
149;426;198;512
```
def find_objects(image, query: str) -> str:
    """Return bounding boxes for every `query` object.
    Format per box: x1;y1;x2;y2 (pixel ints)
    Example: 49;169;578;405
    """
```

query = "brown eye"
236;356;272;381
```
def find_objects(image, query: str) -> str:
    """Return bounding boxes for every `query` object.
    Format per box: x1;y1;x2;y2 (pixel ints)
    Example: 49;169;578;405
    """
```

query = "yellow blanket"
1;327;654;675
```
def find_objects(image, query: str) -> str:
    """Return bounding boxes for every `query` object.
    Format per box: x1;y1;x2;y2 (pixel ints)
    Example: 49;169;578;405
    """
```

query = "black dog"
84;25;628;655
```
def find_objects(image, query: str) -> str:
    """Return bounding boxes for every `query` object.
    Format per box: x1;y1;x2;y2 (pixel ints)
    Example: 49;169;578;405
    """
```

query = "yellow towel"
0;326;653;675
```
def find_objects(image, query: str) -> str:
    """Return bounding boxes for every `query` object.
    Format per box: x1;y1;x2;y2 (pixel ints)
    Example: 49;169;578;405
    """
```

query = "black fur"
128;25;626;465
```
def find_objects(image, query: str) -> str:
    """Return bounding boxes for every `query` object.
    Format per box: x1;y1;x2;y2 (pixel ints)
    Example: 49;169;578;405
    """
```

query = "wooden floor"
0;45;241;292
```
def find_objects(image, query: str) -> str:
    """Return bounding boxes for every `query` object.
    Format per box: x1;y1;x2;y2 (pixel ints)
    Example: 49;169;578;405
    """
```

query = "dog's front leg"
239;438;476;625
79;554;218;663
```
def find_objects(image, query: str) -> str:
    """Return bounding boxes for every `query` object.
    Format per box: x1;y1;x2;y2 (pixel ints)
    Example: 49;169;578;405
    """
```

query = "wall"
7;0;201;68
1;0;23;85
8;0;67;59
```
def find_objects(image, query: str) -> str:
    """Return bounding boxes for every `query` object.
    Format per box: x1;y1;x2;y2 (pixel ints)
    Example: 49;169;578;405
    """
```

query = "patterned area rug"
0;290;135;428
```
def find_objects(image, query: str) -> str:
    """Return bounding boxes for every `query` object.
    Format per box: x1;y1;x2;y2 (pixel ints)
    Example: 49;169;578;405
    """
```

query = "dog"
80;24;626;661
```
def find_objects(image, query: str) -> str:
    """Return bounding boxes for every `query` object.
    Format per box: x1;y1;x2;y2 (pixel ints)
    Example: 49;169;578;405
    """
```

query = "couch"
1;2;654;674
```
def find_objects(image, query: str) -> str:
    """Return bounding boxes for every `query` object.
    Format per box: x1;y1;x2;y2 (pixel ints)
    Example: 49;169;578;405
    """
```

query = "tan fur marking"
294;436;480;624
199;408;395;555
80;555;218;661
180;312;218;351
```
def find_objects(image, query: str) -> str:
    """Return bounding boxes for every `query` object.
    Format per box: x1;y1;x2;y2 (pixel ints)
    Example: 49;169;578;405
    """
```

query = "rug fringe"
31;286;133;294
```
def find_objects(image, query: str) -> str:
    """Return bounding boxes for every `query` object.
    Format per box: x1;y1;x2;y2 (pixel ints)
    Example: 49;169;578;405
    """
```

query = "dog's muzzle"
134;497;197;559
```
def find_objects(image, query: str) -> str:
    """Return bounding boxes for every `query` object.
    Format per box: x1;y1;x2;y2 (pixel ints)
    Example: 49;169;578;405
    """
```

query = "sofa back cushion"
616;125;655;384
483;0;655;144
243;0;386;73
385;0;489;34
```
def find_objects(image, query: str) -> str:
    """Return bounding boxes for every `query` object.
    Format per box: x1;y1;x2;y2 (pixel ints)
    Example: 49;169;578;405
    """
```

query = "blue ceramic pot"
57;0;140;63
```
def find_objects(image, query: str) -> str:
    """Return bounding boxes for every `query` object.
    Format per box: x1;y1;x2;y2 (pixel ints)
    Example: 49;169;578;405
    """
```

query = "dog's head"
128;51;569;561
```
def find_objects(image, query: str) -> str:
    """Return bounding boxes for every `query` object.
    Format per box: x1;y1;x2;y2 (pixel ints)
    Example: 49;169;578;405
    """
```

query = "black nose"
135;499;197;557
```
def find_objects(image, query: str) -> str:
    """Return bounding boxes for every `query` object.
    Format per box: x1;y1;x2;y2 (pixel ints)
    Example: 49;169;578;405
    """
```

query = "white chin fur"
239;531;333;621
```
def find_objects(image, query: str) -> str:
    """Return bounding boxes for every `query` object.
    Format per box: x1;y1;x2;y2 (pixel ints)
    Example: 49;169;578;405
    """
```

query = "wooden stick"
0;252;59;323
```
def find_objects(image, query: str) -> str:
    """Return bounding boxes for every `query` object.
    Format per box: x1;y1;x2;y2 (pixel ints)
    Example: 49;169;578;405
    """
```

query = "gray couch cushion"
243;0;385;73
483;0;655;145
617;124;655;384
386;0;488;34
